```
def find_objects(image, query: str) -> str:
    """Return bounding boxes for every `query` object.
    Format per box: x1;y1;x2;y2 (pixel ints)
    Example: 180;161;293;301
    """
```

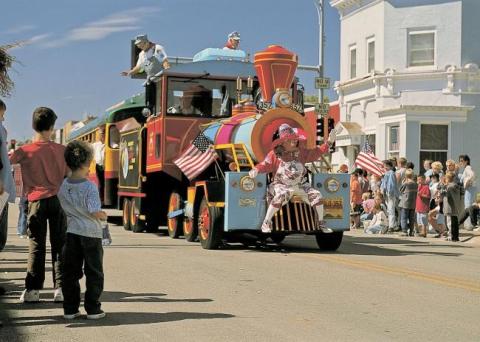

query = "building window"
419;124;448;174
387;125;399;159
367;38;375;73
349;45;357;78
408;30;435;67
366;134;376;154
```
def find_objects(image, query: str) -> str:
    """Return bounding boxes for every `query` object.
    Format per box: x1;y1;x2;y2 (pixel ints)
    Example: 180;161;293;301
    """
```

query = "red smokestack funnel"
254;45;298;102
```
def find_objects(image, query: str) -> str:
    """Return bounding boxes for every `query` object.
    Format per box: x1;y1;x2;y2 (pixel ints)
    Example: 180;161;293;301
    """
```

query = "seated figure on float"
249;123;337;233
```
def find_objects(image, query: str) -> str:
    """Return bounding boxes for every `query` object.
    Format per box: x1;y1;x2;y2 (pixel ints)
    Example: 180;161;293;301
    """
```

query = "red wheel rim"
199;205;210;240
168;193;179;233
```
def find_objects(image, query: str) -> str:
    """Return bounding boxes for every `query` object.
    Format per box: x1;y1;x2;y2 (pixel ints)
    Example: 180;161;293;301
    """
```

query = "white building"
330;0;480;174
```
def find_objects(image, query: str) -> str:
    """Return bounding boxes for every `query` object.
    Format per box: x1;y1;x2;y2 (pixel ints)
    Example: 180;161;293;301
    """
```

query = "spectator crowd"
349;156;479;242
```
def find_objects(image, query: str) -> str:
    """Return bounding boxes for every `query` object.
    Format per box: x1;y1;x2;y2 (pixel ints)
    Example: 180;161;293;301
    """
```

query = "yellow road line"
298;254;480;293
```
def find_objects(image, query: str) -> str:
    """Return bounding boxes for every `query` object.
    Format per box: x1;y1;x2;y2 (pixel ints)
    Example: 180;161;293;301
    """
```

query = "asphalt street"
1;204;480;342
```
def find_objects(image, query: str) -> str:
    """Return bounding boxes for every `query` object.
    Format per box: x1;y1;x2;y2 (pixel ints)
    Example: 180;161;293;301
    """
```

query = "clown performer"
249;123;337;233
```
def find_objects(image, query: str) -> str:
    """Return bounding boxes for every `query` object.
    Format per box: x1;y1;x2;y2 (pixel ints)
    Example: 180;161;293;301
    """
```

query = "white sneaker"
53;288;64;302
64;311;81;320
19;289;40;303
261;221;272;233
87;310;106;320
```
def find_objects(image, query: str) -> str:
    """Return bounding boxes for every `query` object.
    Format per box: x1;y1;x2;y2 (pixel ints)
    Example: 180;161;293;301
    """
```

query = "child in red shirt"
416;175;431;237
10;107;68;303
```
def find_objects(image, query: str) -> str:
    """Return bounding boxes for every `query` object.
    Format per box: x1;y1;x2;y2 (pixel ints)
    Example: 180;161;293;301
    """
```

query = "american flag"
354;140;385;177
174;132;218;180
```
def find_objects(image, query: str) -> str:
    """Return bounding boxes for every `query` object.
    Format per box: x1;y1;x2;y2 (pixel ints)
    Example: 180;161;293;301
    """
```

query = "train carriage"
67;93;146;208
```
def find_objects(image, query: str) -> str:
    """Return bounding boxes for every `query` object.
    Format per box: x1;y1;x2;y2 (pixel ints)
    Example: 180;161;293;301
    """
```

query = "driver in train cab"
249;124;337;233
223;31;241;50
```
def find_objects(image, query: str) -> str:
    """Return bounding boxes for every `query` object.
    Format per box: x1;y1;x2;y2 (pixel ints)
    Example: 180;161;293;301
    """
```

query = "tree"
0;43;19;97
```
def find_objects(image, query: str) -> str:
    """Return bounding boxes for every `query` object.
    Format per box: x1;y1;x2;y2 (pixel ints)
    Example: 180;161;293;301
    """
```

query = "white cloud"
42;6;160;48
10;33;51;50
3;24;36;35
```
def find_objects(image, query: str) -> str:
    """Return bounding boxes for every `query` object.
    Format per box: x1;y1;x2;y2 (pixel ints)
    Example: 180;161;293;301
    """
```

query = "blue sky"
1;0;340;141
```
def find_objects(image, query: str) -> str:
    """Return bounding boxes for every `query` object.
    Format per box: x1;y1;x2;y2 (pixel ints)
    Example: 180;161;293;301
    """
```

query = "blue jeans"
17;197;28;236
360;213;373;221
464;186;477;207
400;208;415;233
365;224;387;234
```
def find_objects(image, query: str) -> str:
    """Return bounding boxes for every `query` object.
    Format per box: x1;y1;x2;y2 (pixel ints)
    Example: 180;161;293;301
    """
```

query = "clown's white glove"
249;168;258;179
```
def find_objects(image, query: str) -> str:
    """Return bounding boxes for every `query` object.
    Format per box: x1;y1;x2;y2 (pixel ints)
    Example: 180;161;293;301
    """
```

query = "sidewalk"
347;226;480;245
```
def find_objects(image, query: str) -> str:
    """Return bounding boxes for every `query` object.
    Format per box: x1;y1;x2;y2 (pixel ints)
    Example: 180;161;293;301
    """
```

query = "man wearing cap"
121;34;170;78
223;31;241;50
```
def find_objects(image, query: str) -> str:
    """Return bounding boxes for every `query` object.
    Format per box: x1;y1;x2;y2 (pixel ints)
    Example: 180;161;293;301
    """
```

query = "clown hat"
272;123;306;148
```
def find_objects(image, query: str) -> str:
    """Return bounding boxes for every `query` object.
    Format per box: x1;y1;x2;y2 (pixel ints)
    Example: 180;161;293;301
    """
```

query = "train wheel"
183;218;197;242
130;198;144;233
197;197;223;250
167;192;183;239
270;234;286;244
315;231;343;251
122;199;131;231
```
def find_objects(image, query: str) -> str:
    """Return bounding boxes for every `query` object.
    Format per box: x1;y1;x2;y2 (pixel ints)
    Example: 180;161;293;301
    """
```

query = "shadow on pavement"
102;291;213;303
0;261;23;341
226;234;466;257
9;311;235;328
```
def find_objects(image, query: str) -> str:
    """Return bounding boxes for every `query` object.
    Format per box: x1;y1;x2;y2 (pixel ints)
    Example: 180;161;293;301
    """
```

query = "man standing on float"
249;124;336;233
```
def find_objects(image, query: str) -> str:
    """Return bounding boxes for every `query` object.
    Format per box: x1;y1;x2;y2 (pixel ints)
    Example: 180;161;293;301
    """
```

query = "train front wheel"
315;231;343;251
197;197;223;250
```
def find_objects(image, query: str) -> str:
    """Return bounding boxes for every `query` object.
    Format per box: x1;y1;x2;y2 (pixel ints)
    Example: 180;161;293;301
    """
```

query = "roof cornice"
377;105;475;115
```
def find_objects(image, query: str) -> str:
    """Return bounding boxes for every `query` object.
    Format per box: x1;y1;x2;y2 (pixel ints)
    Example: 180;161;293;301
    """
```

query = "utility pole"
313;0;329;145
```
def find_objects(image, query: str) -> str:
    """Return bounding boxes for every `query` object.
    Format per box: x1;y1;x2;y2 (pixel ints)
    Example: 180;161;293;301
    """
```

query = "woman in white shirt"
459;155;477;207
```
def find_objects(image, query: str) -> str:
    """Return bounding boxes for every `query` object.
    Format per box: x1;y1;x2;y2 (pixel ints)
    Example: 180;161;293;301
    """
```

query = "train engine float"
97;45;350;251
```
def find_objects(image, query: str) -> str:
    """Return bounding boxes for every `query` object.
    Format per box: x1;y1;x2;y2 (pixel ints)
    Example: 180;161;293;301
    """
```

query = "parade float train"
68;45;350;251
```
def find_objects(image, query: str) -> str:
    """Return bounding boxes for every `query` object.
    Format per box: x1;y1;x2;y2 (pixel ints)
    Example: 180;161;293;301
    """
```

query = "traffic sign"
315;103;330;114
315;77;330;89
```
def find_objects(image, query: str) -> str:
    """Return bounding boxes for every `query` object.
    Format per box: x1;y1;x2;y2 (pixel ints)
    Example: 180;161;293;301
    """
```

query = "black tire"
315;231;343;251
197;197;223;249
167;192;183;238
122;199;131;231
130;198;145;233
0;206;8;251
270;234;286;244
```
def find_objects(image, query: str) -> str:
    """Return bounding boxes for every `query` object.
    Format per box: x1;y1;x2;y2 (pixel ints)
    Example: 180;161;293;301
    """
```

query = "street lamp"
313;0;326;145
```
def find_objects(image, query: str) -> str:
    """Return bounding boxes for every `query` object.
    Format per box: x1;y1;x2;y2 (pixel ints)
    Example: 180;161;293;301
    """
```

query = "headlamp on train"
272;89;292;108
240;176;256;192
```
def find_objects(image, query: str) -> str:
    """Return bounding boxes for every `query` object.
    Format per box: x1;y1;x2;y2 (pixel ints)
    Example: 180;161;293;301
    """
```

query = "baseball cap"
228;31;241;40
134;34;149;45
